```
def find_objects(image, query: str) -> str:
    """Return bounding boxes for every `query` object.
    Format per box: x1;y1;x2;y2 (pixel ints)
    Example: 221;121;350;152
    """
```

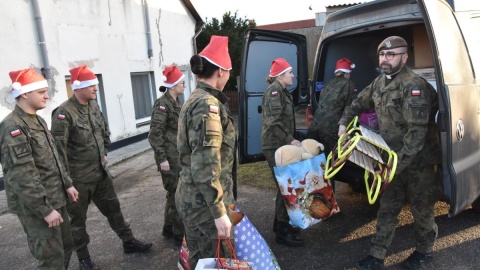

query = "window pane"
131;73;152;119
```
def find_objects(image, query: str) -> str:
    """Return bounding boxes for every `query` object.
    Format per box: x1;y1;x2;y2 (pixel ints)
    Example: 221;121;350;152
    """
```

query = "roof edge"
182;0;204;28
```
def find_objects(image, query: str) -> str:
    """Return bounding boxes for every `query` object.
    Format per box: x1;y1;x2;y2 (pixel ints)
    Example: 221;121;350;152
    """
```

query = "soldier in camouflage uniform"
337;37;442;270
262;58;304;247
148;65;185;245
308;58;357;155
51;65;152;270
176;36;236;269
0;68;79;269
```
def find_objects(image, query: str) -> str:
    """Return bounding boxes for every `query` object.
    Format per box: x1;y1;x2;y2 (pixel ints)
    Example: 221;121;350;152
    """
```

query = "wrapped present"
274;154;340;229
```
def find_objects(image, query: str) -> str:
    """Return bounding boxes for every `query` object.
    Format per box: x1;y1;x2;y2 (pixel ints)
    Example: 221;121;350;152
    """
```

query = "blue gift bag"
273;154;340;229
234;210;281;270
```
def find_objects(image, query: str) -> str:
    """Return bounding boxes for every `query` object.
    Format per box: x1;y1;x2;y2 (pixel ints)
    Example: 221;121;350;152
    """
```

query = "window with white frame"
130;72;156;122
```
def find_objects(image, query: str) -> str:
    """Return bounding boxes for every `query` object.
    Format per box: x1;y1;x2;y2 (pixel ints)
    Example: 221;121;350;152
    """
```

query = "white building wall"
0;0;197;142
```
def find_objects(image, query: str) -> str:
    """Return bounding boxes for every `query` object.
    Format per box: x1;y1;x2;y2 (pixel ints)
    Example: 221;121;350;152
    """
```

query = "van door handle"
258;106;262;113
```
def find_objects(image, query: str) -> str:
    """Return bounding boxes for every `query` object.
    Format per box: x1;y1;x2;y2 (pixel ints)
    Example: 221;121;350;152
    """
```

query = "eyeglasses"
378;52;405;60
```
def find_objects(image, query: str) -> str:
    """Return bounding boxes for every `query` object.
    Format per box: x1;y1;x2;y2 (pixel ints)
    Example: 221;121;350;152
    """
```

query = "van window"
245;40;299;93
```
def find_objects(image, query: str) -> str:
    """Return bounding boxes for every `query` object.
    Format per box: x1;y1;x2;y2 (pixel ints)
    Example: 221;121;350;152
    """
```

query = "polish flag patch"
159;106;166;111
411;90;421;96
57;114;65;120
10;129;21;137
272;91;278;97
209;105;219;114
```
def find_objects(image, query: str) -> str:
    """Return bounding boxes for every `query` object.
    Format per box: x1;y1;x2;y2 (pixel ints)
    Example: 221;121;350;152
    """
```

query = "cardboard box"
411;68;436;81
413;25;434;68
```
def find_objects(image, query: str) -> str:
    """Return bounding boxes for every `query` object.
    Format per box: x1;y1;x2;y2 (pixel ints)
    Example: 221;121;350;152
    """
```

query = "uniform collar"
273;79;285;90
198;81;229;105
380;66;409;93
71;94;90;114
14;105;45;130
164;90;178;105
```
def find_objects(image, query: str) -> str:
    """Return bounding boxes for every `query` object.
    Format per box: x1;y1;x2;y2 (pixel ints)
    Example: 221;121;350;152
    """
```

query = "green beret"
377;36;408;53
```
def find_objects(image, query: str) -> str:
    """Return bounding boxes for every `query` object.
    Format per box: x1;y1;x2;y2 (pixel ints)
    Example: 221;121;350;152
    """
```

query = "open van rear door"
418;0;480;216
238;29;309;164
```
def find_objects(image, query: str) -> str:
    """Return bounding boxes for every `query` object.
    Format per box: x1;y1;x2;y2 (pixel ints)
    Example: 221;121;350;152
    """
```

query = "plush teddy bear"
274;139;324;166
301;139;324;157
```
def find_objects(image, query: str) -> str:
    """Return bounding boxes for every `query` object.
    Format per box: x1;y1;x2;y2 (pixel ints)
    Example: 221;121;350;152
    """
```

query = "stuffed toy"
301;139;324;157
274;139;324;166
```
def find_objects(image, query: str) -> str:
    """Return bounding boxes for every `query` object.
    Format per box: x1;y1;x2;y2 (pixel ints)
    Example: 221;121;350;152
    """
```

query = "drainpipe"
143;0;153;58
192;23;204;54
32;0;52;79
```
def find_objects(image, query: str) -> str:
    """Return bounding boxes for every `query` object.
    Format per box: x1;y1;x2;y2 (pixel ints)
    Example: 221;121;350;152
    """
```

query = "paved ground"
1;147;480;270
2;111;480;269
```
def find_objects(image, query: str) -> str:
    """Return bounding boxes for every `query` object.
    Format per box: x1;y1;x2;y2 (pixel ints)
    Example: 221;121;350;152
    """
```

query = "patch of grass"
237;160;277;189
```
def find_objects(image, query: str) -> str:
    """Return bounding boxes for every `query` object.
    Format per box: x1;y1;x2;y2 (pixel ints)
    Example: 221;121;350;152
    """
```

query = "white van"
238;0;480;216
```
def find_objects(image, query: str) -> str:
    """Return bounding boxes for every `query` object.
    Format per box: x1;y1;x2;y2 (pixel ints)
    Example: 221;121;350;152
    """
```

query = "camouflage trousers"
370;164;442;259
18;206;73;270
67;175;134;260
184;217;235;269
263;149;290;224
159;163;184;235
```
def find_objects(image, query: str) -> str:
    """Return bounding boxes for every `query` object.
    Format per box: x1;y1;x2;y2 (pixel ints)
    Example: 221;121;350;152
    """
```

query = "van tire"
471;197;480;212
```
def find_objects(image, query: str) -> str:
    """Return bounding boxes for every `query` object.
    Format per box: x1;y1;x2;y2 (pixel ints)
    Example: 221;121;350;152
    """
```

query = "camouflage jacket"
148;91;180;171
0;105;72;217
309;76;357;137
176;82;236;224
51;95;111;183
261;80;296;150
339;67;441;174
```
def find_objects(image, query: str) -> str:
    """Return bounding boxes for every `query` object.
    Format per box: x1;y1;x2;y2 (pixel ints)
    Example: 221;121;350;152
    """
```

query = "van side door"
418;0;480;216
238;29;308;164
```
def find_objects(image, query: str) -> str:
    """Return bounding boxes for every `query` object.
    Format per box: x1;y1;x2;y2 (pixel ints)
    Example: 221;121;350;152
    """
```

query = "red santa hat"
69;65;99;90
162;66;185;88
199;35;232;70
334;58;355;74
9;68;48;98
269;58;292;77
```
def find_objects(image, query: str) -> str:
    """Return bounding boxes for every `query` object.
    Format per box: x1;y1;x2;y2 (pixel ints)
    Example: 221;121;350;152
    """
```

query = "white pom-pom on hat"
12;82;22;90
351;63;356;69
73;80;81;86
161;75;167;82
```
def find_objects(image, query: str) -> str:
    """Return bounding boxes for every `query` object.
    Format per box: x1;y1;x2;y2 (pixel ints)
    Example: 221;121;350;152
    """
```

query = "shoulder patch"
13;142;32;158
272;91;278;97
57;114;65;120
10;129;21;137
159;106;166;111
411;90;421;96
209;105;219;114
206;119;221;136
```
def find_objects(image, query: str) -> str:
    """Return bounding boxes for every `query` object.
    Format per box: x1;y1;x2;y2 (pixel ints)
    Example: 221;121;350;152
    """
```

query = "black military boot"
79;257;100;270
272;217;300;234
354;255;384;270
275;223;304;247
272;217;278;233
162;224;174;238
123;238;153;254
402;251;432;269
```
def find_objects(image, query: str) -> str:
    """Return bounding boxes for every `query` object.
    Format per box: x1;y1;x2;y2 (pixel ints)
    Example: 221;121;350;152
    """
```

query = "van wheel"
472;197;480;212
